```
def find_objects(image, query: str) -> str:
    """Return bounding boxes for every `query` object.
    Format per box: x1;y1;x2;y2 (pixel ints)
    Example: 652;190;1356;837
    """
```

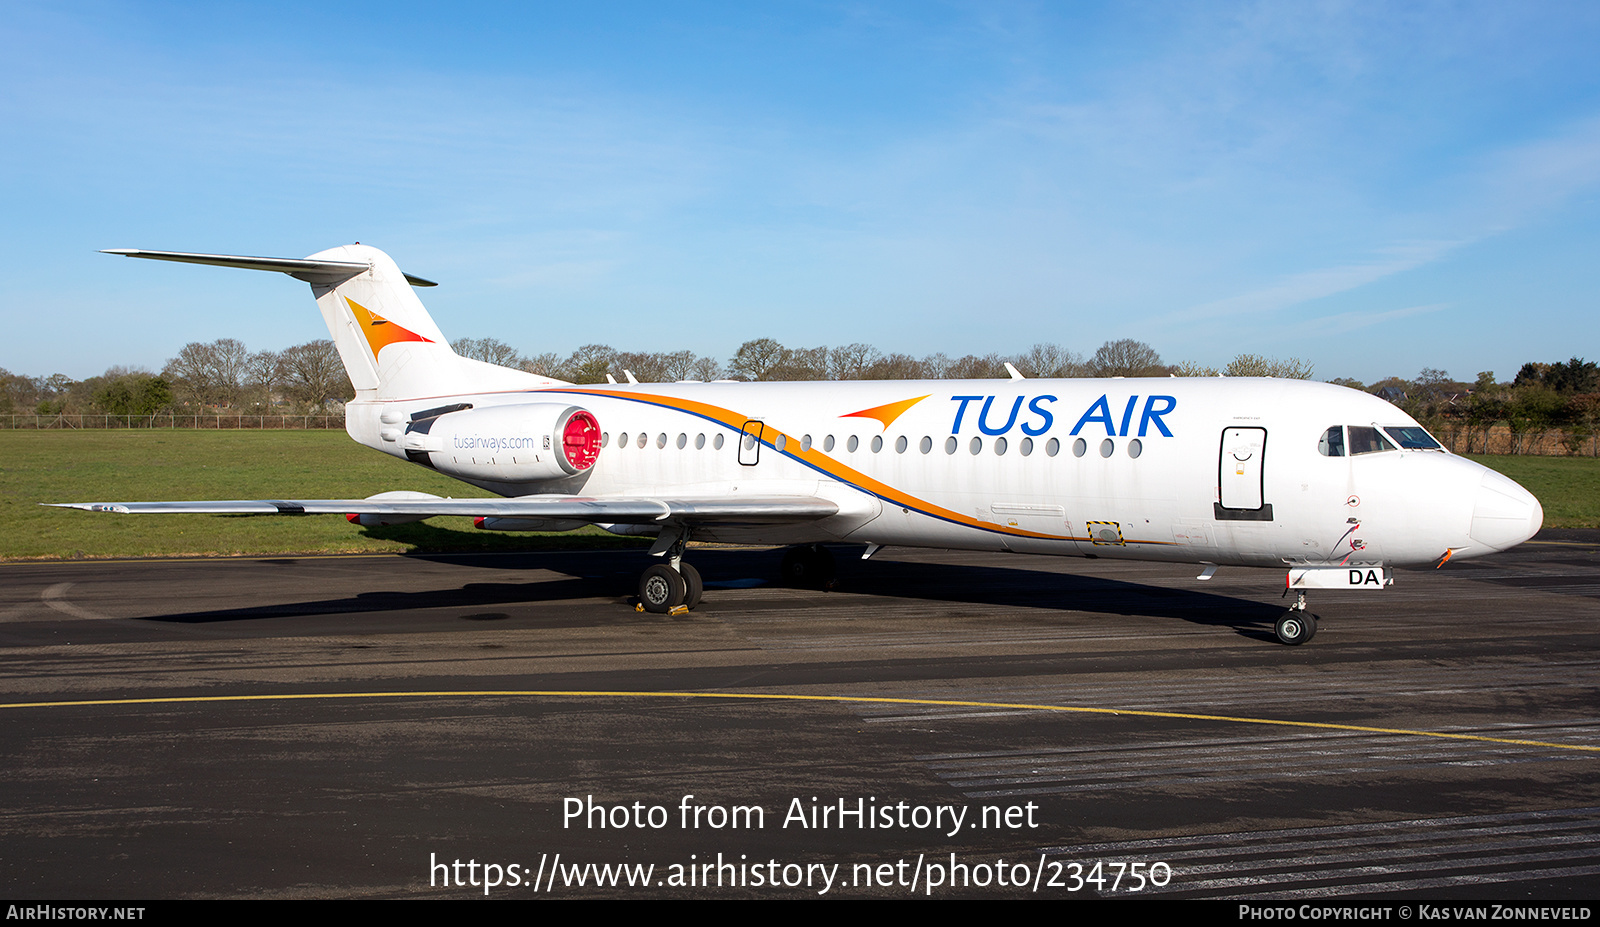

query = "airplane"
58;244;1544;645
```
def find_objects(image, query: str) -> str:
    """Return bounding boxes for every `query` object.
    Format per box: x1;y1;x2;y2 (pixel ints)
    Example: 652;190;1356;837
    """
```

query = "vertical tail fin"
103;244;565;400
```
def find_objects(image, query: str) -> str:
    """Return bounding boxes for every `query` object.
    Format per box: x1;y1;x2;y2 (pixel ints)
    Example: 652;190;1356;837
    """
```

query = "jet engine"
410;403;602;483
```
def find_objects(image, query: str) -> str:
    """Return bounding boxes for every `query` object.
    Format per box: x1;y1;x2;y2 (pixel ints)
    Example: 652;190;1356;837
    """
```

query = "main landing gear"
637;529;703;614
638;561;702;613
779;544;837;590
1275;591;1318;645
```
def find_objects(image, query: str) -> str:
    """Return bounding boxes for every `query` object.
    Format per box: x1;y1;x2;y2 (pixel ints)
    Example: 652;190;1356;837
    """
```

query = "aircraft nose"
1469;468;1543;551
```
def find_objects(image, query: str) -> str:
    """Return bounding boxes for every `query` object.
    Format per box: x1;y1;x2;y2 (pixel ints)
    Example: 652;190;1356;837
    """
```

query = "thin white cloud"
1291;302;1451;337
1156;240;1464;325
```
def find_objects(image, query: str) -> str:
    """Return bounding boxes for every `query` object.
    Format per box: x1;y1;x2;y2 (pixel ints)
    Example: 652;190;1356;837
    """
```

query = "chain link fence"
1;414;344;429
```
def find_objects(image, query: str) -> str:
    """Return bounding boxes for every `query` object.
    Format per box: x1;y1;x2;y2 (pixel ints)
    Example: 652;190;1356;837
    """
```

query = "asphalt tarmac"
1;532;1597;899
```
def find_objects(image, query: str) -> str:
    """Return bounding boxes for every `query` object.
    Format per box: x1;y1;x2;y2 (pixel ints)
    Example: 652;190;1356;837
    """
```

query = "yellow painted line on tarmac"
2;689;1596;754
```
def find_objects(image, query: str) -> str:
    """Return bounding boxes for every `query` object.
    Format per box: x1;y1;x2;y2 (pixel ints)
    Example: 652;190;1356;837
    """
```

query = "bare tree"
517;352;564;378
611;351;672;383
163;338;252;407
1172;360;1220;377
277;340;351;408
864;353;925;380
690;355;724;381
946;353;1009;380
828;343;882;379
565;344;616;384
1014;343;1085;378
727;338;789;381
769;345;829;381
450;337;524;367
1224;354;1314;379
661;350;698;382
1087;339;1166;377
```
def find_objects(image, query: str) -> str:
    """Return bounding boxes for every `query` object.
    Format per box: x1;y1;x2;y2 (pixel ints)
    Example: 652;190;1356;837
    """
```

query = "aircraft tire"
1275;610;1317;645
680;562;703;609
780;545;836;589
639;564;686;613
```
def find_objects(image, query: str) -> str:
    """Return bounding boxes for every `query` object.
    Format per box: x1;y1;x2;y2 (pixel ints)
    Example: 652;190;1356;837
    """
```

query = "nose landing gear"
1275;591;1318;645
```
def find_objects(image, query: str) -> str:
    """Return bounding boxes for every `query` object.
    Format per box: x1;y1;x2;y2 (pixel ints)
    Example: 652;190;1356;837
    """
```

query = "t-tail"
102;244;562;400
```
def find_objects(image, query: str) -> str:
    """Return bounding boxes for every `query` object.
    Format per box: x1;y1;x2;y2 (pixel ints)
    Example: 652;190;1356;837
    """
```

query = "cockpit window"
1383;426;1443;450
1347;426;1397;455
1317;426;1345;457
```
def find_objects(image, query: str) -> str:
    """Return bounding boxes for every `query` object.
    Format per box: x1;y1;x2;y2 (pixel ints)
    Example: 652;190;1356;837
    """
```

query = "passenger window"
1318;426;1345;457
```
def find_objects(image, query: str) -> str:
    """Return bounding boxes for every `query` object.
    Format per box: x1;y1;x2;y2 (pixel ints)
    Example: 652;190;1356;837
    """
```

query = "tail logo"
347;297;432;359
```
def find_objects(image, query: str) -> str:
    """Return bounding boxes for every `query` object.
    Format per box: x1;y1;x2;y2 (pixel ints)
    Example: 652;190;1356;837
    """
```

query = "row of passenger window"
603;431;1147;458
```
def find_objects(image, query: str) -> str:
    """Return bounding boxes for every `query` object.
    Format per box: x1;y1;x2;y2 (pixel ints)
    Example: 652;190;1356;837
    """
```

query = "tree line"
4;337;1594;454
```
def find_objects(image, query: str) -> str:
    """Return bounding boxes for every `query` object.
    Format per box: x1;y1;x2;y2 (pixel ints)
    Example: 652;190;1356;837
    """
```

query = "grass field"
1;431;648;560
1463;454;1600;530
2;431;1593;561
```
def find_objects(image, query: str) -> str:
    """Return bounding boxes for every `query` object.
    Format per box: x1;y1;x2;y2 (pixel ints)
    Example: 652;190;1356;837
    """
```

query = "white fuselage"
347;376;1543;571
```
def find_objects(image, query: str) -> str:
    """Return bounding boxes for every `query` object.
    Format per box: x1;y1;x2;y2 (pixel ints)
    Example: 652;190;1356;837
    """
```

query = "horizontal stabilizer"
100;249;438;287
49;494;838;526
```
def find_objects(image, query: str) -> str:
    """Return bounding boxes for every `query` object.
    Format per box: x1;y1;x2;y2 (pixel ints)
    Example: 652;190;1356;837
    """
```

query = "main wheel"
639;564;686;613
679;562;703;609
780;545;837;589
779;546;814;587
1275;610;1317;645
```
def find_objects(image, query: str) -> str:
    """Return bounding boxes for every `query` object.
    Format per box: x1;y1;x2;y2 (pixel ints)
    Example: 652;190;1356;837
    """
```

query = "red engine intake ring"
561;409;602;471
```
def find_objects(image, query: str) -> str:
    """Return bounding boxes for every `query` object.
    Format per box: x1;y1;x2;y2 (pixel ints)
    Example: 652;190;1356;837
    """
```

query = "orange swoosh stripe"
551;387;1173;546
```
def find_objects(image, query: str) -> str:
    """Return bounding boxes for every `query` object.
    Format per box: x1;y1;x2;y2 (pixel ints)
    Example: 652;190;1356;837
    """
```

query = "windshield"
1383;426;1443;450
1348;426;1396;455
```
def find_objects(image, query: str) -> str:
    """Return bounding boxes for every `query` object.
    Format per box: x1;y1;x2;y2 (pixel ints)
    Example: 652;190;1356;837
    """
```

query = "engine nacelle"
411;403;601;483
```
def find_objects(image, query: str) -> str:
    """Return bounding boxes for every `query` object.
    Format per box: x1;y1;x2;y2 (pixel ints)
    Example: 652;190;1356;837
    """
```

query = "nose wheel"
1275;591;1318;645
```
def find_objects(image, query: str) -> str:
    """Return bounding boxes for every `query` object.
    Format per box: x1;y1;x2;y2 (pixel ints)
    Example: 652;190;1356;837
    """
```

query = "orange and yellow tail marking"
347;297;432;359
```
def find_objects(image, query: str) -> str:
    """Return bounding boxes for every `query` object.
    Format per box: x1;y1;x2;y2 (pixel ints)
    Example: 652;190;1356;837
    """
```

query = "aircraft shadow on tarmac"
136;546;1288;639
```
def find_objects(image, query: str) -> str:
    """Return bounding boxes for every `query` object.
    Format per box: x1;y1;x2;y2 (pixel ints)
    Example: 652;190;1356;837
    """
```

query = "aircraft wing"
48;494;838;526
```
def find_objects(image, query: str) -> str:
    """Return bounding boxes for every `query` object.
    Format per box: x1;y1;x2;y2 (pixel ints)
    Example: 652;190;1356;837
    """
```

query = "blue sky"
3;1;1597;383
